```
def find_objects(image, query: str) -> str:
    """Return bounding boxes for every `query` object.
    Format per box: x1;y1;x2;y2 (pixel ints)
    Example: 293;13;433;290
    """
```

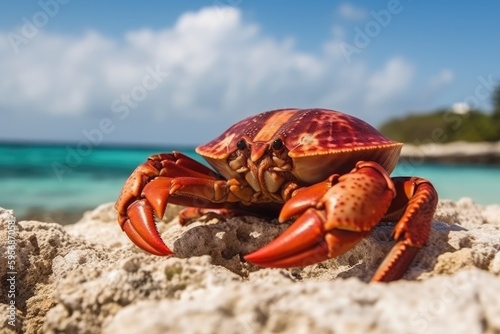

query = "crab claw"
115;152;223;256
245;161;395;268
117;175;175;256
244;208;370;267
121;200;173;256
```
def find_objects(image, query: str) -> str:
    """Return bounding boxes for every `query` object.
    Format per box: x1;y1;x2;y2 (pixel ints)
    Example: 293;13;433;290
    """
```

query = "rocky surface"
1;198;500;334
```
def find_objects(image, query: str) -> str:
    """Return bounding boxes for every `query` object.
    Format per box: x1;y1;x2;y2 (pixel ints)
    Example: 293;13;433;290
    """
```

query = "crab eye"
272;139;283;150
236;139;247;150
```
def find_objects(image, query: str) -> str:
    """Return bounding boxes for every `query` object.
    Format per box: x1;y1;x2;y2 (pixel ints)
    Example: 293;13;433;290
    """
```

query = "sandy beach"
1;199;500;333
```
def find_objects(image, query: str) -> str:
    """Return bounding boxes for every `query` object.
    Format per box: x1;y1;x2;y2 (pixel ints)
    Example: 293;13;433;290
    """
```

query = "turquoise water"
1;143;498;223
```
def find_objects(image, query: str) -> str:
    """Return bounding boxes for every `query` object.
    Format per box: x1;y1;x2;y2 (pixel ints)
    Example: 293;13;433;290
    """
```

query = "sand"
1;198;500;333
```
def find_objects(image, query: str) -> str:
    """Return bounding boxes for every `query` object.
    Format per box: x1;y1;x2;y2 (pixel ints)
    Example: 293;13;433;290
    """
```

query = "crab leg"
245;161;396;268
245;162;438;282
115;152;226;255
370;176;438;282
115;151;264;255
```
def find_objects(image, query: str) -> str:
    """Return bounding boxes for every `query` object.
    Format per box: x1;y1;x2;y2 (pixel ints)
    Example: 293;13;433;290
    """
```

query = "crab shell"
196;108;403;185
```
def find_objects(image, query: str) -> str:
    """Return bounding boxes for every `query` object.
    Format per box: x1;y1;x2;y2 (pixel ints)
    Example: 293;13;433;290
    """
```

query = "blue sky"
0;0;499;146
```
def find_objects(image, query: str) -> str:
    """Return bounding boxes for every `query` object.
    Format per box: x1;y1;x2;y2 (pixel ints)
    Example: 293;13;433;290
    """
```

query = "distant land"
379;108;500;144
379;109;500;164
378;85;500;164
379;84;500;145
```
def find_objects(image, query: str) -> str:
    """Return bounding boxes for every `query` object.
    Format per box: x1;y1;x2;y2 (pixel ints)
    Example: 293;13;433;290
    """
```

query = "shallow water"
1;143;498;223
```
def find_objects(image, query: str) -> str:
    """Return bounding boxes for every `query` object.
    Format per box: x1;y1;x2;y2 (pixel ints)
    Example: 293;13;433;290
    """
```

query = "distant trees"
494;84;500;119
379;84;500;143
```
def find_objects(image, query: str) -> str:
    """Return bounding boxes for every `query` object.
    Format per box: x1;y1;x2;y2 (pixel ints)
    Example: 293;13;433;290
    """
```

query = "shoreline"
400;141;500;164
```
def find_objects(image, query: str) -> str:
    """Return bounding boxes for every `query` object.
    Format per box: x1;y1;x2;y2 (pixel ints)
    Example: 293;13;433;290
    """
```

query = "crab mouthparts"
250;142;268;162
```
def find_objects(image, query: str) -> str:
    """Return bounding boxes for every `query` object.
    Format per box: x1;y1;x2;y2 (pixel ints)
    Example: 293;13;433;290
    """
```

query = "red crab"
115;108;438;282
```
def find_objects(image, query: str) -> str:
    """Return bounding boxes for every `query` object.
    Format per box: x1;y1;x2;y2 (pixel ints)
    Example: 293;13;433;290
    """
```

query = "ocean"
1;143;499;224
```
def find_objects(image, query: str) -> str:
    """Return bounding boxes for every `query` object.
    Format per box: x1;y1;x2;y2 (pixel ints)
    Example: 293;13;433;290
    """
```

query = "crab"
115;108;438;282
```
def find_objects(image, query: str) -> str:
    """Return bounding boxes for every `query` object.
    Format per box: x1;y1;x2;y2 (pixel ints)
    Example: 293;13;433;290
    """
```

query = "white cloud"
337;3;368;21
0;6;453;145
415;68;455;104
366;57;415;106
428;68;455;91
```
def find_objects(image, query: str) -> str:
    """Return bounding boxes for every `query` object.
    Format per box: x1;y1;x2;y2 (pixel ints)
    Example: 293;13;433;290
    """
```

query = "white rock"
1;199;500;334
